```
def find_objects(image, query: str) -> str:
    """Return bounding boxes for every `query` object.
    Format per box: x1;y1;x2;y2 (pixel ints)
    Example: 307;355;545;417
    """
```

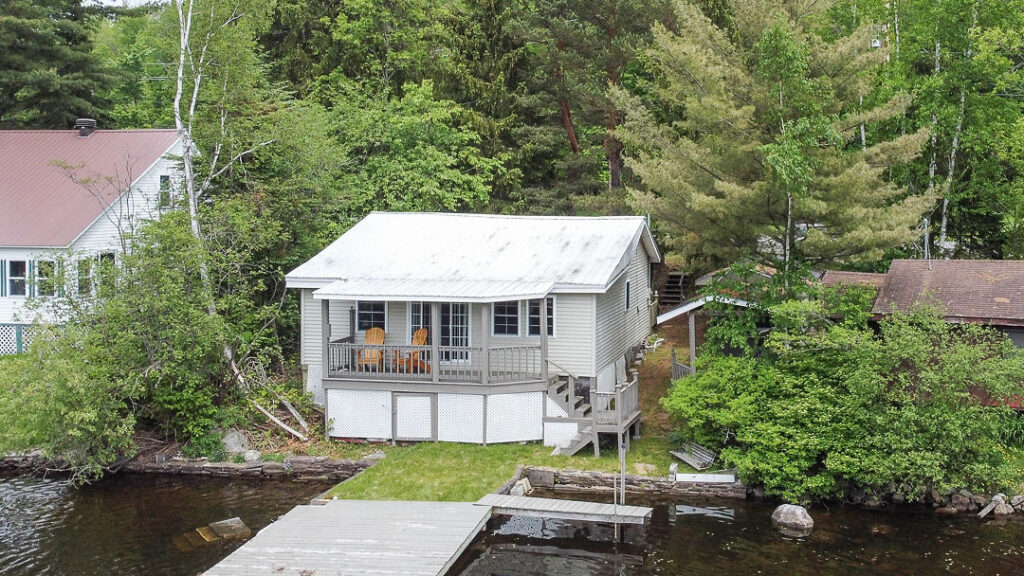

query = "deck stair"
550;426;594;456
659;271;685;308
670;442;717;471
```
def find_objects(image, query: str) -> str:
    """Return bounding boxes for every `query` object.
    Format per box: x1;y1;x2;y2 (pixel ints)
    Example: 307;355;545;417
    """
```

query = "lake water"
0;473;332;576
454;494;1024;576
3;475;1023;576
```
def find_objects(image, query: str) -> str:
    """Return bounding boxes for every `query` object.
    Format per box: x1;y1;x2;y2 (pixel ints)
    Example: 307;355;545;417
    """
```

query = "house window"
159;175;172;209
357;301;386;331
493;301;519;336
98;252;116;292
528;297;554;337
410;302;432;344
8;261;26;296
36;261;56;297
78;259;93;296
624;280;631;311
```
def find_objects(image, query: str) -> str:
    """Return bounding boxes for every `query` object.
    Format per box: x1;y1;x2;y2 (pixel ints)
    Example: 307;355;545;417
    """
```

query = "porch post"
430;302;440;383
321;299;330;377
688;312;697;371
539;297;549;382
480;303;489;385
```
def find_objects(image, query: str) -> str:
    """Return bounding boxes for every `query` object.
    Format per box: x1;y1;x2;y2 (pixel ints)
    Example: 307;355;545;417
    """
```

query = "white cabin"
286;212;661;454
0;122;182;354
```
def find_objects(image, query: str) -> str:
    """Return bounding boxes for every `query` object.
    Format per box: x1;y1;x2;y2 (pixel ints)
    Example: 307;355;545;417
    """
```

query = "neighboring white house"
285;212;661;455
0;120;182;354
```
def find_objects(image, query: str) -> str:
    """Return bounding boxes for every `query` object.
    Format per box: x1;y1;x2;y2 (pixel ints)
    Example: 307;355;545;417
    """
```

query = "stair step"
550;426;595;457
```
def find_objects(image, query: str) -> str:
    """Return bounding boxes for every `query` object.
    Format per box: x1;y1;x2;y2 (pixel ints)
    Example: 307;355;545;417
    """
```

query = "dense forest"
2;0;1023;479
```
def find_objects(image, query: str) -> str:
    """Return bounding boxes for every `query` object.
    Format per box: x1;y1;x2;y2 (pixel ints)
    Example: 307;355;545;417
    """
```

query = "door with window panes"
411;302;470;362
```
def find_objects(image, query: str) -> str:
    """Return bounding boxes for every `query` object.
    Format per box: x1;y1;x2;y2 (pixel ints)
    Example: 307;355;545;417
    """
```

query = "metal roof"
288;212;661;301
0;129;180;247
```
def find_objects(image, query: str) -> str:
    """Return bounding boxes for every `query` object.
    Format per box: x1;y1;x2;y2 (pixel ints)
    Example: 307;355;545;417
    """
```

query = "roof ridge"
368;211;646;221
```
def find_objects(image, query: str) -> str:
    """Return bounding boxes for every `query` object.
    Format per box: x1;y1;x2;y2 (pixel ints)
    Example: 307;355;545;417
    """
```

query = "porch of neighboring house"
317;297;640;455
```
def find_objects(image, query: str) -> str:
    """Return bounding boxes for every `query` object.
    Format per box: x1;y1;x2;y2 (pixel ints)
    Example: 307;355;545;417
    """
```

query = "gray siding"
595;240;653;376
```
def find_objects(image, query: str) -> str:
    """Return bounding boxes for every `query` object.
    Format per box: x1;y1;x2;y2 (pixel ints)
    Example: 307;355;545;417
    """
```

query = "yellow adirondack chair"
357;327;386;371
395;328;430;374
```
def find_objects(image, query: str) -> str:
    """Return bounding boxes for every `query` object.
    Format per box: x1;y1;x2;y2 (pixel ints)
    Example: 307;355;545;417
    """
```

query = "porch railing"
325;342;543;384
590;374;640;426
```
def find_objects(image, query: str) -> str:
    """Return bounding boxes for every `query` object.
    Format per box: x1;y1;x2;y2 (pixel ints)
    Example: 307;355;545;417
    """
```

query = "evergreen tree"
0;0;109;128
615;0;931;270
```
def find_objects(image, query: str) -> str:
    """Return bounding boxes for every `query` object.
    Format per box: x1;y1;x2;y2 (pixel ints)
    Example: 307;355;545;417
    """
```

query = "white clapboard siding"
595;240;653;376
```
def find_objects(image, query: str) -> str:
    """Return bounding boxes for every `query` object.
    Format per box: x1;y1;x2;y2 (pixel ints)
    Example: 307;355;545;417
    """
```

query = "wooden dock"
203;500;491;576
476;494;652;525
203;496;653;575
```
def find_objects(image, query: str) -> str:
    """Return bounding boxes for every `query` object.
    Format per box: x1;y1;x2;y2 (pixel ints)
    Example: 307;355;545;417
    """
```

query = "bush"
664;300;1024;503
181;430;227;461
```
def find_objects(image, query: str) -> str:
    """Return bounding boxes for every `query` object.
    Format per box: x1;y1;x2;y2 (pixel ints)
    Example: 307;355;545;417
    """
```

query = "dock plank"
475;494;652;525
203;501;492;576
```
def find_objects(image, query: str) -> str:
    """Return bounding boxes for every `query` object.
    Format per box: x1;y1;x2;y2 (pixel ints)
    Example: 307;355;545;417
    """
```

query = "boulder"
771;504;814;538
951;492;971;511
1011;495;1024;510
993;501;1015;516
971;494;989;507
242;449;261;463
936;506;959;515
221;429;250;454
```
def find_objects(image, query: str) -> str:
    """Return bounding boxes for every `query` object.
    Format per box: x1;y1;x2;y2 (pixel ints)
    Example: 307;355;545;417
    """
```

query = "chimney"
75;118;97;137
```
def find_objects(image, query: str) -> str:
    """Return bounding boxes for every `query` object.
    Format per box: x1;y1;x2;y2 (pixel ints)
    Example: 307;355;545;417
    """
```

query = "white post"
321;299;330;377
688;312;697;371
430;303;441;383
481;303;490;385
539;297;549;382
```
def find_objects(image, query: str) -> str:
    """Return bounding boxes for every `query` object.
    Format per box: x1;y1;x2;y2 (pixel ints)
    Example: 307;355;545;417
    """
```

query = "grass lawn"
324;435;681;501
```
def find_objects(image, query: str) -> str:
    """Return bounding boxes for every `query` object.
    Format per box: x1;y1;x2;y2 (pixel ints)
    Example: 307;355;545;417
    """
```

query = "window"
624;280;632;311
492;301;519;336
36;261;56;297
98;252;116;292
159;175;172;209
410;302;432;344
8;261;26;296
528;297;554;337
78;259;93;296
357;301;386;331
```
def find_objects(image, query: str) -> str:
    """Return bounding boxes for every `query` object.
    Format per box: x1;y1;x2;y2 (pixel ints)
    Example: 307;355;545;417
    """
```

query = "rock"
936;507;959;515
992;493;1006;503
771;504;814;538
891;493;906;505
221;429;250;454
971;494;989;507
1011;495;1024;510
993;502;1015;516
363;451;386;462
928;488;942;504
242;449;261;463
863;498;885;510
951;492;971;511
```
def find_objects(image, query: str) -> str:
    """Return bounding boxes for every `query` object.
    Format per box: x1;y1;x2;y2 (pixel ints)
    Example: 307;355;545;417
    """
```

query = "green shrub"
664;301;1024;503
181;430;227;461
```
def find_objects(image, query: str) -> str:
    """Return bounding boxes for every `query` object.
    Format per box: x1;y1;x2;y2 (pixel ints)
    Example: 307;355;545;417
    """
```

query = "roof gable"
0;129;180;247
872;259;1024;322
287;212;660;298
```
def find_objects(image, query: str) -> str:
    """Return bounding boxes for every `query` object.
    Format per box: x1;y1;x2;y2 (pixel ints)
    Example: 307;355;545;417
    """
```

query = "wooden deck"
204;496;653;575
202;500;491;576
476;494;653;525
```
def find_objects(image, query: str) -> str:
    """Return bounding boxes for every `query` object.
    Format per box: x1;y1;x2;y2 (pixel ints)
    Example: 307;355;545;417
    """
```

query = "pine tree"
615;0;931;270
0;0;109;128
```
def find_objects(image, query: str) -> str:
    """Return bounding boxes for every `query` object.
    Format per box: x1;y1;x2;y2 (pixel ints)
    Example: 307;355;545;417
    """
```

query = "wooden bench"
670;442;717;471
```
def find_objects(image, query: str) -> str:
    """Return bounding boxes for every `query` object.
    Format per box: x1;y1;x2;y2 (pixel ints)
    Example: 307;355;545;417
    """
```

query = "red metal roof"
0;129;179;247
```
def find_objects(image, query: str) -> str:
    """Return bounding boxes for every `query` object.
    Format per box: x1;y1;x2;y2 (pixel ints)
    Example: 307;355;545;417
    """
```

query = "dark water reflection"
0;473;331;576
455;494;1024;576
